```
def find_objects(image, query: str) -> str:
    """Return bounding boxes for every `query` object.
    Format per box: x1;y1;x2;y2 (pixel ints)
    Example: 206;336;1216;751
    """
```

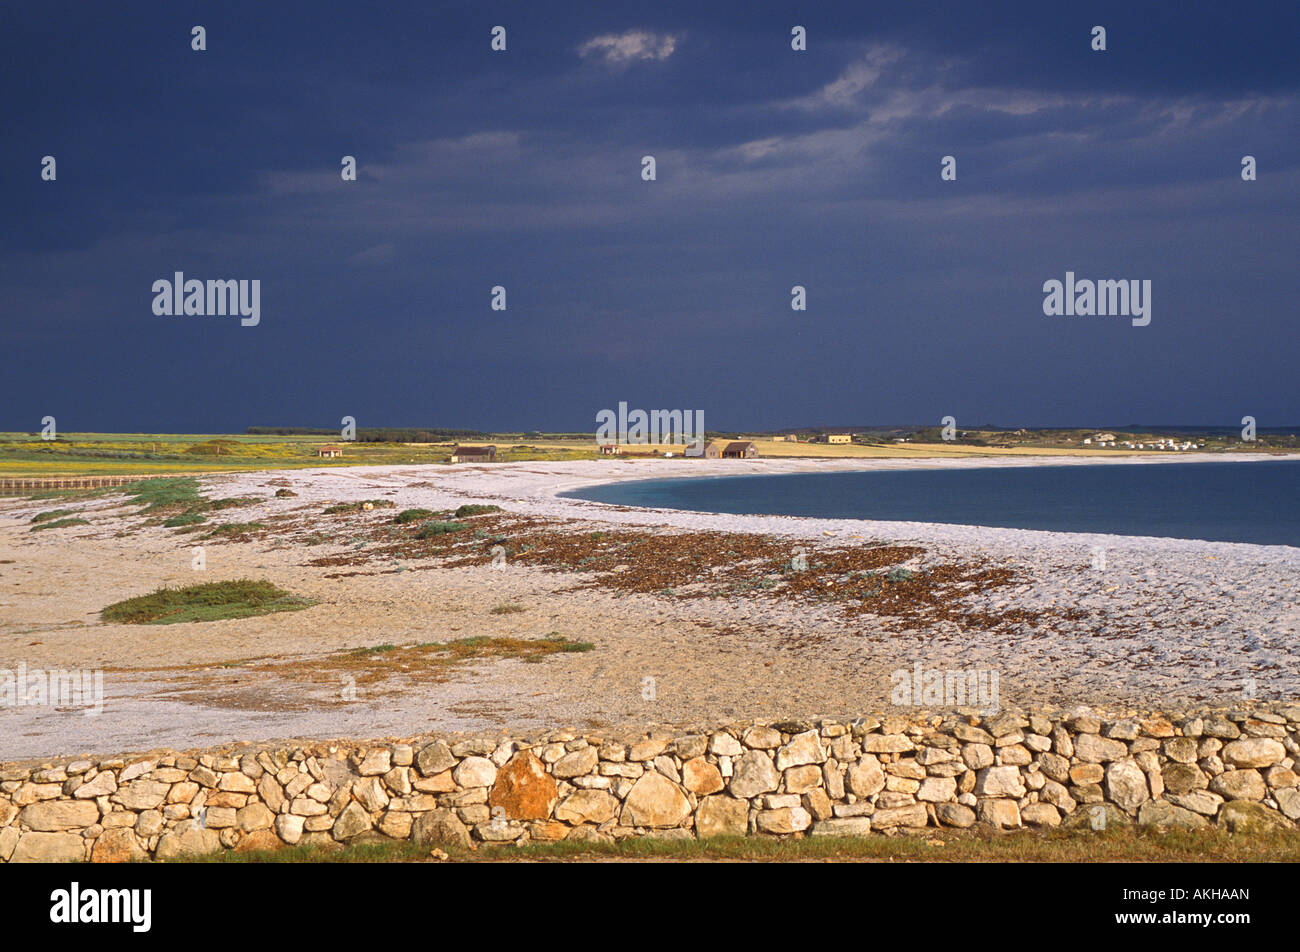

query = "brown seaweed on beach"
286;508;1041;633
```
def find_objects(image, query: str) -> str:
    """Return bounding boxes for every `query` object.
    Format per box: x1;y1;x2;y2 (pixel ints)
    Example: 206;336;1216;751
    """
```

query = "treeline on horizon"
239;424;1299;443
768;424;1300;437
245;426;487;442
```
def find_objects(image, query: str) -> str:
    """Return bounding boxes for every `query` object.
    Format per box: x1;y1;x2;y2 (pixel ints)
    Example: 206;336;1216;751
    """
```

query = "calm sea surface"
563;459;1300;546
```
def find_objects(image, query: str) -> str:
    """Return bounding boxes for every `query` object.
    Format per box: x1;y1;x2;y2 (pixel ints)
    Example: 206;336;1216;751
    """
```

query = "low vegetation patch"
207;496;258;511
489;603;527;615
250;635;597;688
416;520;468;538
29;517;89;531
204;521;268;537
104;479;262;531
428;634;594;662
162;512;207;528
30;508;76;523
101;579;314;625
344;635;597;661
454;504;502;517
118;477;204;511
324;499;396;514
394;508;436;523
25;487;105;501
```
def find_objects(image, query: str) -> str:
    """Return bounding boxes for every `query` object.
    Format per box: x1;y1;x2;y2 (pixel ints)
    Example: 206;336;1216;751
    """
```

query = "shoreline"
209;453;1295;558
551;453;1300;553
0;453;1295;761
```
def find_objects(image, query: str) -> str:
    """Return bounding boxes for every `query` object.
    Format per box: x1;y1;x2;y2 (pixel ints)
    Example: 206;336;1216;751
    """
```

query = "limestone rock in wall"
2;706;1298;861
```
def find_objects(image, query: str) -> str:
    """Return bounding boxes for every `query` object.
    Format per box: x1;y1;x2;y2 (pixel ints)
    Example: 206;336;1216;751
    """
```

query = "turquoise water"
563;460;1300;546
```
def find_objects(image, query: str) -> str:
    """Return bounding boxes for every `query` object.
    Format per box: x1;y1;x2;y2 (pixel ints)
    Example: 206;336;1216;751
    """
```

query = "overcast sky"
3;1;1297;433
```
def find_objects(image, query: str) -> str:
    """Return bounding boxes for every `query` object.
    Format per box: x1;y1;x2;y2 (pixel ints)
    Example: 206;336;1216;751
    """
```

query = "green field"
0;433;598;478
2;429;1290;480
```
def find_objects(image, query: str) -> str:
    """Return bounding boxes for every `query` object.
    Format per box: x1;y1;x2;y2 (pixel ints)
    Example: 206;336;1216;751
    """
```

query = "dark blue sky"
3;1;1297;433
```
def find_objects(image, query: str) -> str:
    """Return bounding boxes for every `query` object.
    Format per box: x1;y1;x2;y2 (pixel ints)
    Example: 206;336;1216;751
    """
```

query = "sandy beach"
1;454;1296;762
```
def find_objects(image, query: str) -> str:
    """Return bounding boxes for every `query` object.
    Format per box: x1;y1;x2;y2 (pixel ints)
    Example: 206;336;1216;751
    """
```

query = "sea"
563;459;1300;546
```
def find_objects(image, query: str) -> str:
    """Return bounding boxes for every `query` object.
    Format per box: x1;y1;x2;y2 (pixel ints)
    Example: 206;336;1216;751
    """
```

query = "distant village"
597;441;758;459
316;440;763;463
1079;432;1206;451
303;427;1265;465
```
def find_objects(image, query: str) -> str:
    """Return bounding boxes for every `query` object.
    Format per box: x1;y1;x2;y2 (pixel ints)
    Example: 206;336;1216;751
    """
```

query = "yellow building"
827;433;852;444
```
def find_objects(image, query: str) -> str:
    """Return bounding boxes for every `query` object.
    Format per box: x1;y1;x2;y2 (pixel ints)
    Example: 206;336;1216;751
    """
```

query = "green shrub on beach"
163;512;207;528
394;508;436;523
26;488;103;501
454;504;502;517
324;499;396;514
101;579;314;625
207;496;258;511
416;520;467;535
30;517;90;531
205;521;267;536
118;477;203;511
30;509;76;523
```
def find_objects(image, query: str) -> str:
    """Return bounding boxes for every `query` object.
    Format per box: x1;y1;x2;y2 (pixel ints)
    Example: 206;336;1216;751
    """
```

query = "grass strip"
164;828;1300;864
29;517;90;531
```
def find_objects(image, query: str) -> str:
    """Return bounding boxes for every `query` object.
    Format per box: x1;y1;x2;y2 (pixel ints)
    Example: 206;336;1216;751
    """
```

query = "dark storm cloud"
1;1;1296;431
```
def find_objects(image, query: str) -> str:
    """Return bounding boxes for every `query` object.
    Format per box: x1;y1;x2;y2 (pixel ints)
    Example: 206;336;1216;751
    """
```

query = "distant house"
702;441;723;459
598;443;622;456
1092;432;1117;443
316;445;343;458
450;445;497;463
722;441;758;459
827;433;852;444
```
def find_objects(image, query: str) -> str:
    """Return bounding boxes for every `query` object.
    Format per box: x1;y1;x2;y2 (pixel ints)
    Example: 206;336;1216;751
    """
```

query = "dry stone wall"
3;705;1298;861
